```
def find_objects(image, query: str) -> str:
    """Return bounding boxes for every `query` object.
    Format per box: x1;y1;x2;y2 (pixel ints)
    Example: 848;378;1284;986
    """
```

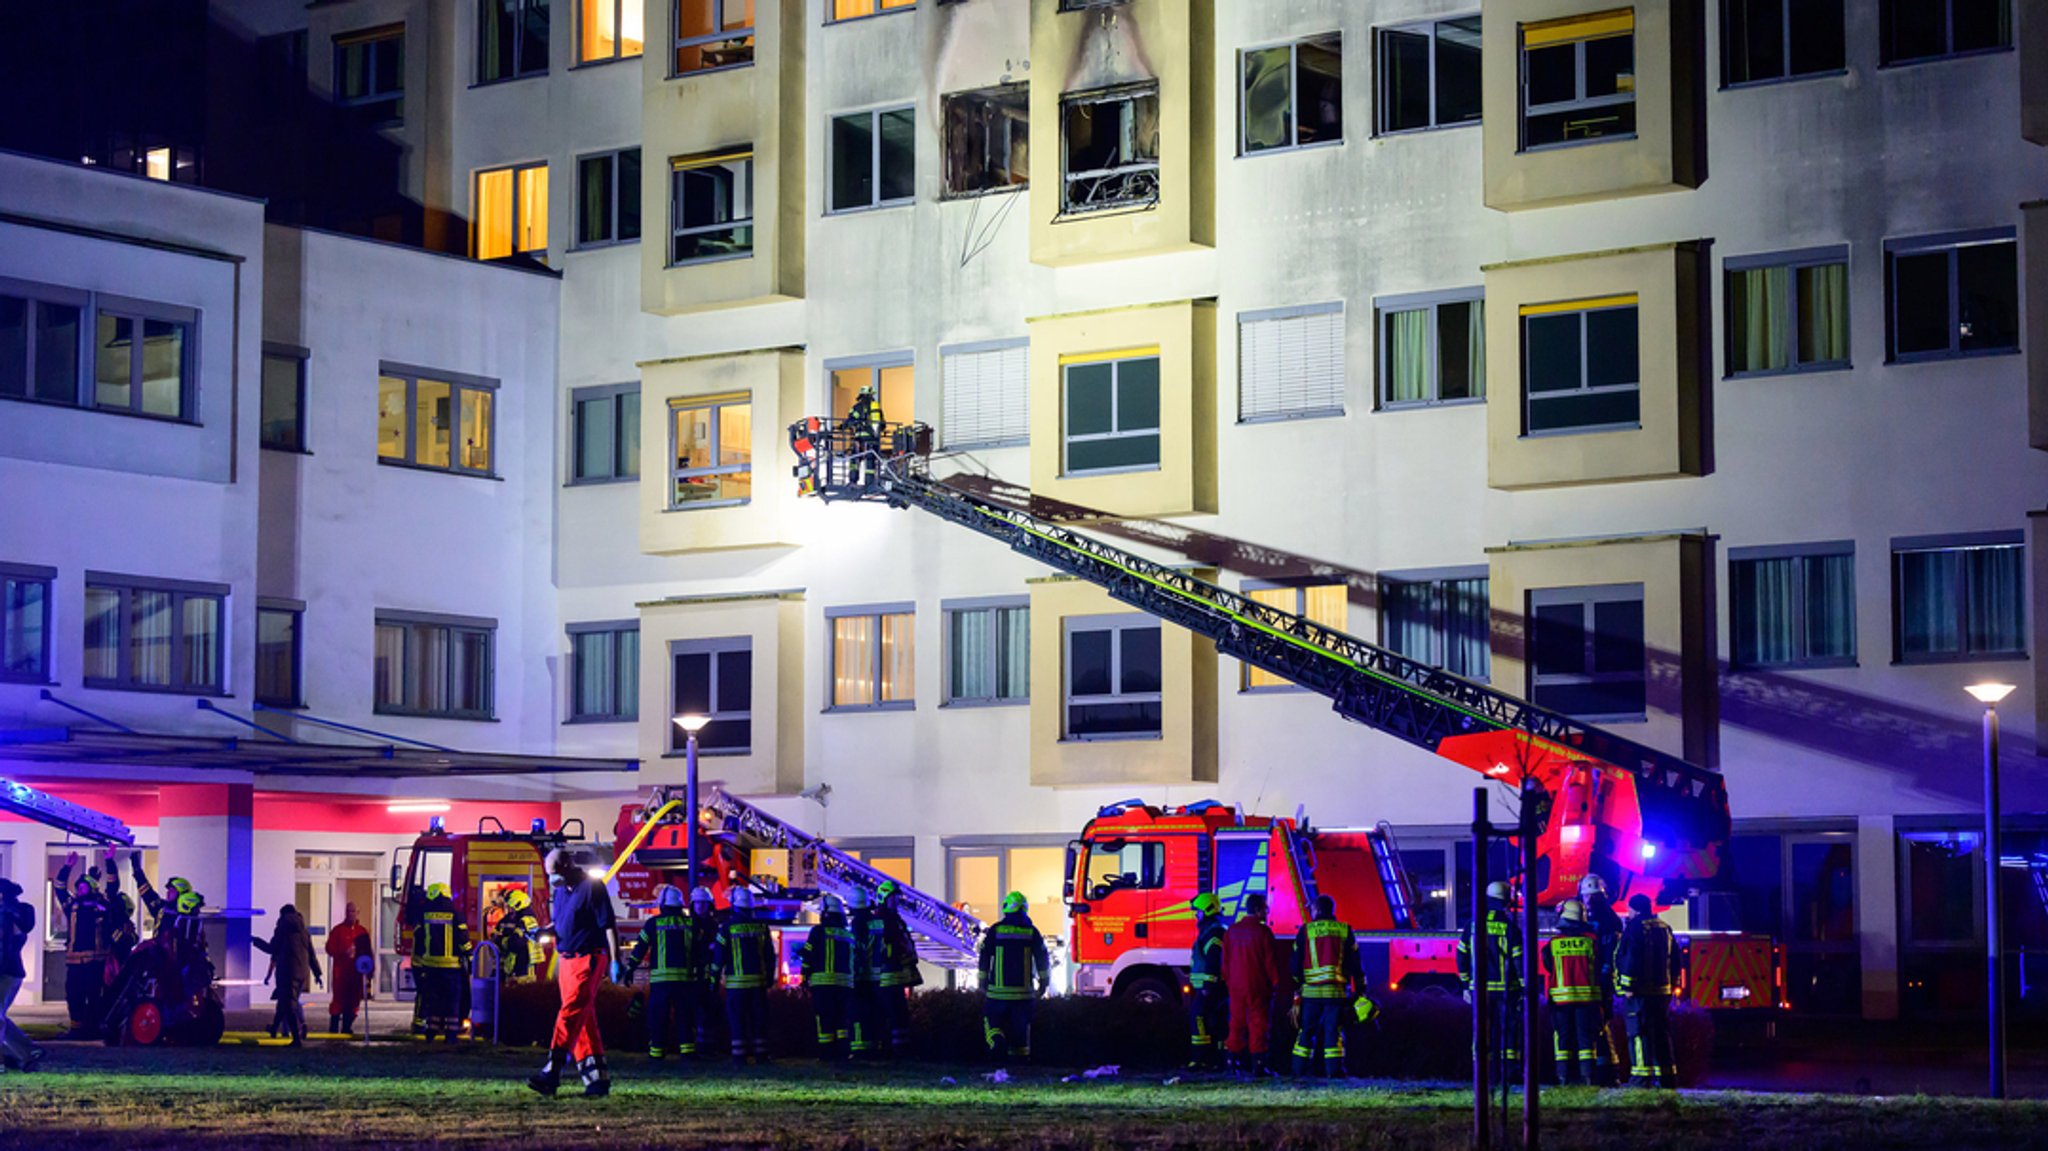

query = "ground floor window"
948;840;1069;991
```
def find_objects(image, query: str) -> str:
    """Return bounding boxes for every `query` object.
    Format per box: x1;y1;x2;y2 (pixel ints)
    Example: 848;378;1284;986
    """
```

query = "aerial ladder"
790;416;1731;907
0;777;133;845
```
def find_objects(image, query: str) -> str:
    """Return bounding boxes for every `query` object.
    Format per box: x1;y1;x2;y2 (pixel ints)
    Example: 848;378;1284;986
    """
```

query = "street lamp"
1966;682;2015;1100
673;714;710;891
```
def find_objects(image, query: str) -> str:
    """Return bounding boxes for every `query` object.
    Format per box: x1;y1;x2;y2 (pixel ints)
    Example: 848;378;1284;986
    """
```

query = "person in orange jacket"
1222;892;1287;1078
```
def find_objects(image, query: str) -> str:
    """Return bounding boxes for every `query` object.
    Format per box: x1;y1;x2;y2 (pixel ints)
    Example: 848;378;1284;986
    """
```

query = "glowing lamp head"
1966;683;2016;706
1640;842;1658;861
530;818;547;835
428;815;446;834
1561;825;1585;844
674;714;711;735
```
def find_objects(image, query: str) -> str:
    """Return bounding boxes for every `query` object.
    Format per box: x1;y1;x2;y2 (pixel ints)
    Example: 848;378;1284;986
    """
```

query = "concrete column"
1857;814;1900;1021
158;783;255;1009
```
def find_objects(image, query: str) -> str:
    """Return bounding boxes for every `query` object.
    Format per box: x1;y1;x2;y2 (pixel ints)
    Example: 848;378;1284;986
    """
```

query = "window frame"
941;595;1029;708
1724;246;1853;379
376;363;500;478
1377;565;1492;682
372;610;498;720
666;392;751;509
939;337;1029;450
669;636;753;753
1726;541;1858;671
569;382;641;485
0;562;56;686
90;294;200;424
567;619;639;724
1883;228;2020;365
1517;11;1637;153
82;573;230;697
254;598;305;708
825;603;916;713
670;0;754;76
1719;0;1848;88
476;0;550;85
939;84;1030;200
1059;82;1161;216
1238;32;1345;156
474;161;550;260
827;351;915;425
1061;350;1162;477
1373;14;1484;136
0;278;89;411
576;0;643;65
826;0;916;25
334;25;406;125
1519;295;1641;436
1890;531;2028;665
1527;582;1647;724
1375;287;1487;410
668;149;755;266
260;343;309;453
1878;0;2014;67
573;147;641;250
1239;579;1349;693
827;103;917;215
1062;612;1163;742
1238;302;1346;424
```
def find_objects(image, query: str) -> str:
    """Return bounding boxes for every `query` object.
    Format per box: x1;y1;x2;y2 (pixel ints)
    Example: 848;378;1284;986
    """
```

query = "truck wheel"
1121;976;1180;1006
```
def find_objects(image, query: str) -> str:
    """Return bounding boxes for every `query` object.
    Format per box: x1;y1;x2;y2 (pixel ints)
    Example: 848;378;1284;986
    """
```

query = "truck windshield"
1083;840;1164;898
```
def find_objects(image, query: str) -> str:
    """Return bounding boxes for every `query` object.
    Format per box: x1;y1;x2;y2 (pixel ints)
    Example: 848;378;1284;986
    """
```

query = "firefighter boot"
527;1048;568;1096
580;1054;611;1098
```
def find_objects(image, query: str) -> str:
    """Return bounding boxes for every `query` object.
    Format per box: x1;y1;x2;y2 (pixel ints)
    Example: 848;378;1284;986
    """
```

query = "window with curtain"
1376;15;1483;134
1381;572;1491;680
1880;0;2011;65
1521;296;1639;433
1239;304;1344;423
1379;291;1485;407
1062;351;1160;475
946;601;1028;705
569;623;639;722
575;148;641;247
941;339;1028;449
1519;9;1636;150
1;566;54;684
670;394;750;506
579;0;643;63
1892;535;2025;662
1242;583;1347;689
1240;32;1343;154
478;0;549;83
830;608;914;709
1886;230;2018;362
1529;584;1646;721
475;162;549;260
377;368;496;476
571;384;641;483
1727;250;1850;376
374;614;495;719
1065;615;1161;738
1729;545;1856;668
82;576;227;694
671;637;751;751
1723;0;1845;85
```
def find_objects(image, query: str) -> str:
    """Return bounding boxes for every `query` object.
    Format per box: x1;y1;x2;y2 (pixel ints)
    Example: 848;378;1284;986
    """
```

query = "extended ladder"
0;777;133;845
790;417;1732;903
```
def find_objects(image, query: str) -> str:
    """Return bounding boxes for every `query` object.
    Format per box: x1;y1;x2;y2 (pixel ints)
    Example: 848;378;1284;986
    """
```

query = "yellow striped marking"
1059;346;1161;366
1520;294;1639;317
673;151;752;170
1523;9;1634;48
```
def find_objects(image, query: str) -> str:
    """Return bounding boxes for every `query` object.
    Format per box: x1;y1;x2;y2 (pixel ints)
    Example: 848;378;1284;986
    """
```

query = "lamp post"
673;714;710;890
1966;682;2015;1100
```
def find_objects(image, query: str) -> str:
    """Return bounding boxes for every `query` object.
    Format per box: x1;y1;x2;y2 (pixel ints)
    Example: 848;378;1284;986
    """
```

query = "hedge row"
489;982;1713;1085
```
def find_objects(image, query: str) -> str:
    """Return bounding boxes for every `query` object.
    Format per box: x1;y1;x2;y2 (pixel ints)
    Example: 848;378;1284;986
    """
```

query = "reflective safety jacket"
629;912;699;983
412;897;471;971
1190;914;1227;990
1615;913;1681;998
977;912;1051;1002
1542;928;1601;1004
715;916;777;991
131;866;205;951
1293;915;1362;999
56;887;108;965
1587;896;1625;995
1457;904;1522;993
798;916;858;989
493;909;544;976
856;906;923;989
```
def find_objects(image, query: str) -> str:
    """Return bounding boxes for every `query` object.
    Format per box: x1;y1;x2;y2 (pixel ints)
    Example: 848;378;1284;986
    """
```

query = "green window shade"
1796;262;1848;365
1385;308;1429;403
1065;363;1114;436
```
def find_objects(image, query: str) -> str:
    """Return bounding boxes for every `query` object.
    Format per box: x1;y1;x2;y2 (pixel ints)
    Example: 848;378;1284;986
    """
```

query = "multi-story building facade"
3;0;2046;1021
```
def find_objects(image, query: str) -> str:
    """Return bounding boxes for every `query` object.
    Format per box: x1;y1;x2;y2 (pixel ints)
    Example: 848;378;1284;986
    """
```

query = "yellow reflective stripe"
1520;294;1639;317
1523;9;1634;48
1060;345;1161;366
669;391;749;409
674;150;752;170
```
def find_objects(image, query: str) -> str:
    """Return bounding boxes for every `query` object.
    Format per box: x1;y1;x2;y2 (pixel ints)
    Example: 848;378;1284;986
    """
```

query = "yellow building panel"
639;348;805;552
637;592;806;796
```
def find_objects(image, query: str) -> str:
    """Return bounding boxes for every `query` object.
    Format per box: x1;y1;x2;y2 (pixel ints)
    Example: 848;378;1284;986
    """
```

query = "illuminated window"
1240;33;1344;154
478;0;550;83
375;612;495;719
829;355;913;424
671;637;750;750
377;367;496;476
476;162;549;261
674;0;753;74
83;576;227;696
143;147;172;181
1242;582;1347;690
1064;614;1160;739
669;150;753;264
1060;84;1159;214
828;0;914;23
1519;9;1635;150
335;26;405;124
576;148;641;247
669;394;751;507
828;605;915;710
94;302;195;421
1061;350;1159;475
1520;296;1639;434
579;0;644;63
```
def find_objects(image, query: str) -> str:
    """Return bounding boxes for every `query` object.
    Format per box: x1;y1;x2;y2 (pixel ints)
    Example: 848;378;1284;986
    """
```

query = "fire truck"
392;815;586;981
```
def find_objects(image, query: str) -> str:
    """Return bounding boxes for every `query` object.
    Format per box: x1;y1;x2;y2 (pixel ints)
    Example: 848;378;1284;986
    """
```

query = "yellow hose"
603;799;684;884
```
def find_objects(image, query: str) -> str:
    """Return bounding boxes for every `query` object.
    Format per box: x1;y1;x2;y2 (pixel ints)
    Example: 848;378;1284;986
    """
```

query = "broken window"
1060;84;1159;215
942;84;1029;198
1241;33;1343;153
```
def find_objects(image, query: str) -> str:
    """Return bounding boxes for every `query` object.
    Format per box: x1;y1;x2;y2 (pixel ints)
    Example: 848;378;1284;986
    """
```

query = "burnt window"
1060;84;1159;215
942;84;1029;198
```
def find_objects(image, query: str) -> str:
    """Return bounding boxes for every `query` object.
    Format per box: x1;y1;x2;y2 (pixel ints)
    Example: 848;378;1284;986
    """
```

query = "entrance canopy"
0;726;638;779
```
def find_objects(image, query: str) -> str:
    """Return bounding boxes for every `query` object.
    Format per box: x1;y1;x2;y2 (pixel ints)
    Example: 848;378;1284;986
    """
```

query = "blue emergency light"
531;818;547;835
429;815;446;834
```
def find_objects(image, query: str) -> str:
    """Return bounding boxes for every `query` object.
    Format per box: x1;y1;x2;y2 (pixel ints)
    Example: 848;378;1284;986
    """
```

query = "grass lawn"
1;1043;2045;1151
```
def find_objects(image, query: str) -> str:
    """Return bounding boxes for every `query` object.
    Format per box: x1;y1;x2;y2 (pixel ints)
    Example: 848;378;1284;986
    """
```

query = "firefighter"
530;847;620;1098
623;884;695;1061
1541;899;1604;1086
1615;894;1681;1089
1457;880;1523;1081
1223;891;1284;1078
977;892;1050;1064
1291;894;1363;1080
52;853;109;1036
1186;891;1228;1070
856;880;921;1057
0;876;44;1073
714;887;775;1066
846;384;882;486
493;889;544;982
410;882;470;1042
130;854;205;952
1581;874;1626;1082
797;894;857;1060
687;886;721;1057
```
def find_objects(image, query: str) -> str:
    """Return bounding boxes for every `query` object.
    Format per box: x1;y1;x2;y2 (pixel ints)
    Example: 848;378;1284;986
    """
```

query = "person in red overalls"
529;849;619;1098
325;902;373;1035
1223;892;1287;1078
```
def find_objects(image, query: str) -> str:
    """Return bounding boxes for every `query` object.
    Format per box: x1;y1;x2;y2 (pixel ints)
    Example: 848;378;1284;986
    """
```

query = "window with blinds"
1238;304;1345;423
941;339;1029;449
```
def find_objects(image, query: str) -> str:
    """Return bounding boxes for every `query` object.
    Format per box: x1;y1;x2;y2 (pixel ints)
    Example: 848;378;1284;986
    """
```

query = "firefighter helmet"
1353;996;1380;1025
505;889;531;912
175;890;202;915
1485;881;1510;903
820;894;845;916
656;884;686;909
1191;892;1220;918
689;885;714;907
166;877;192;896
426;882;452;901
729;887;754;910
1000;892;1027;915
848;888;871;911
1557;898;1586;924
877;880;900;902
1578;874;1608;900
119;893;135;915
